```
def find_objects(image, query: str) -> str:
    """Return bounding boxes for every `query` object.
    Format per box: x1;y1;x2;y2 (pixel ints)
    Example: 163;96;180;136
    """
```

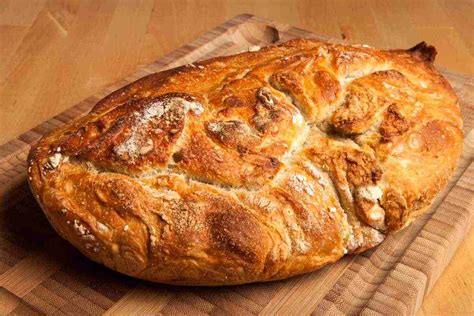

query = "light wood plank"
104;284;173;316
0;238;71;297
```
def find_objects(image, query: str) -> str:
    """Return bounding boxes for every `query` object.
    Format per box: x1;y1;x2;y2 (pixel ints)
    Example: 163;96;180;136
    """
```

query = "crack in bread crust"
28;39;463;285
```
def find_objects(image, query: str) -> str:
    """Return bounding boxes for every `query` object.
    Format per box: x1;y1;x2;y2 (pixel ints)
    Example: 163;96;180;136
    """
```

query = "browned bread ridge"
27;39;463;285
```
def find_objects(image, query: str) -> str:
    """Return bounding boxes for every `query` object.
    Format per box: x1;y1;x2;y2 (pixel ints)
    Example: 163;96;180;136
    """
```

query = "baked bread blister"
27;39;463;285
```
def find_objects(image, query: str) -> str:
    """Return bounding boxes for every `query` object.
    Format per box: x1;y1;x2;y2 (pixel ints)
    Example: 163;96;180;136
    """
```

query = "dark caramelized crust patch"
207;211;266;265
380;104;411;142
58;93;201;174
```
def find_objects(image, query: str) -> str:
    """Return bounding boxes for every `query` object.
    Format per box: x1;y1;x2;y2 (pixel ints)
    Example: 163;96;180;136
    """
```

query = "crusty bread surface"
28;39;463;285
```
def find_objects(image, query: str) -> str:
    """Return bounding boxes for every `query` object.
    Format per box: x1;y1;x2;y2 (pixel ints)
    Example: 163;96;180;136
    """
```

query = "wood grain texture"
0;5;473;315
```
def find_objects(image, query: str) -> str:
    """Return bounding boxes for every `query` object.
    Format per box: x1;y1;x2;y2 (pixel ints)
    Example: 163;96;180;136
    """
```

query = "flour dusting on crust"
113;97;204;161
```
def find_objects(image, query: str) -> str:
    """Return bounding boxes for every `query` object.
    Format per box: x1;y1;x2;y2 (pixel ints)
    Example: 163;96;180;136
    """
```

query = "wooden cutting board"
0;14;473;315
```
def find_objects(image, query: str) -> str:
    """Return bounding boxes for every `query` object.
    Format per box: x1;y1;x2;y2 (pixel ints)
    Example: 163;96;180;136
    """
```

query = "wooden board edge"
0;14;258;153
313;162;474;315
364;162;474;315
1;13;473;156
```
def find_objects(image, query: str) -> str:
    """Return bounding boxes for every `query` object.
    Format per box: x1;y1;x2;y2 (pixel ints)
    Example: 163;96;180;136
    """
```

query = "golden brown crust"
27;39;463;285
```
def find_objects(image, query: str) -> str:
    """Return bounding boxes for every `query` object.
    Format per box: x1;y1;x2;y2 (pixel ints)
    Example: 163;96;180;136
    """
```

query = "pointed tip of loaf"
408;41;437;63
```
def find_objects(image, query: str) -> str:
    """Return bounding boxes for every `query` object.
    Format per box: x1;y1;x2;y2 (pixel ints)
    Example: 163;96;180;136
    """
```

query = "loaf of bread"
28;39;463;285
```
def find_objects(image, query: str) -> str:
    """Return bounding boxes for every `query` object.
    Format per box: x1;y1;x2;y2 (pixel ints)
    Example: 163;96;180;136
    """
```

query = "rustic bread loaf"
27;39;463;285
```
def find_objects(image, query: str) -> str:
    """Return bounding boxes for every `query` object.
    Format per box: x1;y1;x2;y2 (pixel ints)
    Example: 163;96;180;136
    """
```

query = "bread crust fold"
28;39;463;285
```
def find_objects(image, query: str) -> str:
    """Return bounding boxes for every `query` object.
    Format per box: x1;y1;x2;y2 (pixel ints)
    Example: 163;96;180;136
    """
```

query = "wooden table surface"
0;0;472;314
